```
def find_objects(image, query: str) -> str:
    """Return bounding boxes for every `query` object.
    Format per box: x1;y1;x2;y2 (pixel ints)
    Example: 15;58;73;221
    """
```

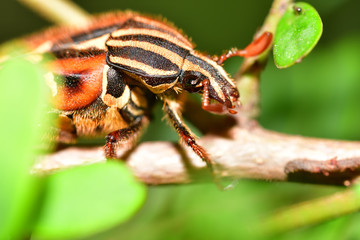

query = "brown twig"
33;118;360;186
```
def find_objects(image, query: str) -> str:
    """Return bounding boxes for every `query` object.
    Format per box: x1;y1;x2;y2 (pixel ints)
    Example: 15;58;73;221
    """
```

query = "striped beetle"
26;12;272;168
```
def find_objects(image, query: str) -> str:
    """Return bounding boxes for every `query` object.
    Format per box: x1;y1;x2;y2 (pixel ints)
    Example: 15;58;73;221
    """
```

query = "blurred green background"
1;0;360;239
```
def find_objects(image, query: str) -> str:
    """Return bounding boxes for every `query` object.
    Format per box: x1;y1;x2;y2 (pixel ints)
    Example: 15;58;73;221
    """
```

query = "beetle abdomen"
48;54;106;111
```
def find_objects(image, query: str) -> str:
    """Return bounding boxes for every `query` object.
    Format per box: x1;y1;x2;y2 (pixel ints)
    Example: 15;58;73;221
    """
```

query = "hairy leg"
163;100;214;169
104;117;148;159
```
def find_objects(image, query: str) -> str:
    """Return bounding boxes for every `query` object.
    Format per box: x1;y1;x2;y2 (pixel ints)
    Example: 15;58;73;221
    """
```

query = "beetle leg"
164;99;238;190
201;79;237;114
104;117;147;159
102;66;151;159
217;31;273;64
102;65;139;158
164;100;214;169
55;114;77;144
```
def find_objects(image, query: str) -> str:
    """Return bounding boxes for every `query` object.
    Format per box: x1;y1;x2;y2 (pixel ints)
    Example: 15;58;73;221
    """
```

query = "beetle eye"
182;76;201;93
181;71;203;92
183;75;201;88
185;77;200;87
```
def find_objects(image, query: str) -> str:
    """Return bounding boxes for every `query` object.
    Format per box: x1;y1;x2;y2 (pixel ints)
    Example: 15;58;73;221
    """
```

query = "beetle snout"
223;86;240;109
204;80;240;114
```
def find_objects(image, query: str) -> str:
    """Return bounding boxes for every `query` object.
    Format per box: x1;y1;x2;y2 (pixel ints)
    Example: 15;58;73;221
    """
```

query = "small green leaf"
0;56;49;239
33;161;147;239
274;2;323;68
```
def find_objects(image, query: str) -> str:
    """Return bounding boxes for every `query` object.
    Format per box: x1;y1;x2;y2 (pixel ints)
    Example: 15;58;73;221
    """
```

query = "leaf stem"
18;0;90;26
235;0;292;117
260;187;360;235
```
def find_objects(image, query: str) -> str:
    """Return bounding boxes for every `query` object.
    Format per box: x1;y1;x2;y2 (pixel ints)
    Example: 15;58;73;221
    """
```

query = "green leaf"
0;56;48;238
33;161;147;239
274;2;323;68
355;183;360;197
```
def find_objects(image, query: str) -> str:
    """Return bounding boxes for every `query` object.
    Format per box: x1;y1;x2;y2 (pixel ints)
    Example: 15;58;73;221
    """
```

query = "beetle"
25;11;272;169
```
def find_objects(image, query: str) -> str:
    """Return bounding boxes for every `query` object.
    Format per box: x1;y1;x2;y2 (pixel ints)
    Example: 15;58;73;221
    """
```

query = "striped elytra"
25;11;271;172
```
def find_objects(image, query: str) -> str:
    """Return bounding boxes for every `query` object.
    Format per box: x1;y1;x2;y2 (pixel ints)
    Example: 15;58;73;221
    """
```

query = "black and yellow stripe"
121;15;193;48
103;15;238;106
106;27;192;92
37;12;237;105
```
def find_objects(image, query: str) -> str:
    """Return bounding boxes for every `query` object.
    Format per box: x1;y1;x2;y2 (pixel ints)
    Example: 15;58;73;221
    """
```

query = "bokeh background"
1;0;360;239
